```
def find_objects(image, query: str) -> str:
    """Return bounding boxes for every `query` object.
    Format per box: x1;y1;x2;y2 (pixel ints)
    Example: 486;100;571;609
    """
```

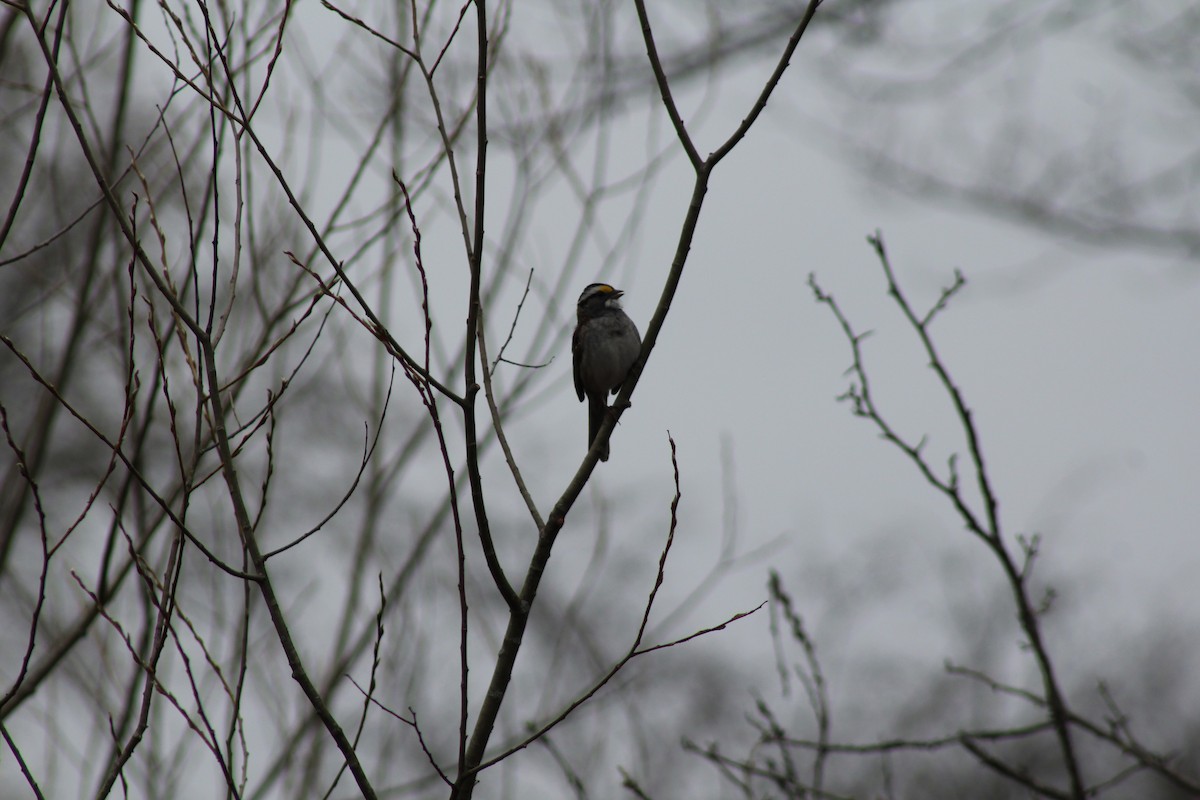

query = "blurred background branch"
0;1;1196;799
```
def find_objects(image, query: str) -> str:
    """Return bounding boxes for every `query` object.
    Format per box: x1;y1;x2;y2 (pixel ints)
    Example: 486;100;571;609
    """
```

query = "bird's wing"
572;324;585;401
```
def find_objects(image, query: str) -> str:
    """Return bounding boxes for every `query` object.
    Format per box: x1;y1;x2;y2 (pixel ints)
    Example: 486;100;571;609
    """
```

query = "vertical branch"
812;234;1086;799
0;407;51;710
457;0;519;611
1;723;46;800
199;310;381;800
475;295;543;529
767;572;830;795
0;5;59;254
456;0;493;782
22;5;380;796
387;170;478;779
91;526;184;800
631;0;700;168
866;233;1084;800
0;0;117;572
706;0;822;168
451;6;823;798
591;0;819;458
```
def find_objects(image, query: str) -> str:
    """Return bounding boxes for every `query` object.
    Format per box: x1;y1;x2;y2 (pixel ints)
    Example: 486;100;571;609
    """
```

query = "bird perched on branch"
573;283;641;461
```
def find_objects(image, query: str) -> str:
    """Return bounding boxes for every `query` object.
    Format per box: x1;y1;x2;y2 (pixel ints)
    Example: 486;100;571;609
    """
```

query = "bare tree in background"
681;236;1200;798
667;5;1200;794
0;1;819;798
541;1;1200;265
809;1;1200;263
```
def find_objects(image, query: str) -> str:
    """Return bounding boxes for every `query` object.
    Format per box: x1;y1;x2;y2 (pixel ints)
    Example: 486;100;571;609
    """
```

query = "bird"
572;283;641;461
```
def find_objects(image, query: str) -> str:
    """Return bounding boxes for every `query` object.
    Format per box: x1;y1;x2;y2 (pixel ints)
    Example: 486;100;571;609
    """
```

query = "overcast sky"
4;3;1197;797
480;2;1200;696
288;0;1200;771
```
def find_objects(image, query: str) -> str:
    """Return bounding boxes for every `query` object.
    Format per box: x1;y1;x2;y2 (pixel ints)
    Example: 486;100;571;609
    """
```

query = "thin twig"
1;723;46;800
960;736;1071;800
466;440;763;778
25;5;381;794
0;408;51;711
345;680;452;788
810;232;1086;798
453;6;823;795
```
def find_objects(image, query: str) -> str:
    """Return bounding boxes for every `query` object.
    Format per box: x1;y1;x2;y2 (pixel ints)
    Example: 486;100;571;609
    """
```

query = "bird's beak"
611;290;624;299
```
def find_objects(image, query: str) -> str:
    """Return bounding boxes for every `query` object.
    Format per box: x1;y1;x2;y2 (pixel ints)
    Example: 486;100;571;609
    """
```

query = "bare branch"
812;233;1086;798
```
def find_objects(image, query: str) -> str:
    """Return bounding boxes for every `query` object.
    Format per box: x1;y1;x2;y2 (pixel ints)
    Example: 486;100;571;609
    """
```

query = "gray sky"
487;0;1200;747
4;2;1197;797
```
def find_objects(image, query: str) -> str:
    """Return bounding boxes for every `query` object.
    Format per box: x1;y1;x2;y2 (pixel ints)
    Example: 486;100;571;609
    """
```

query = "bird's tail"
588;395;610;462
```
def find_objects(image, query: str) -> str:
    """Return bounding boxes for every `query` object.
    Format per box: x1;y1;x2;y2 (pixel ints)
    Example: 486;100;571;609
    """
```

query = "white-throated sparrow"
573;283;641;461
